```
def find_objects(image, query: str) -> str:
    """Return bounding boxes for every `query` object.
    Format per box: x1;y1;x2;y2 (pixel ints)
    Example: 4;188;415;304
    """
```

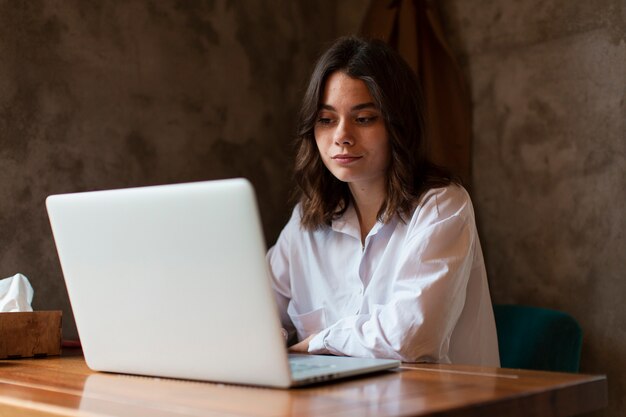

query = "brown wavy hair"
294;36;457;229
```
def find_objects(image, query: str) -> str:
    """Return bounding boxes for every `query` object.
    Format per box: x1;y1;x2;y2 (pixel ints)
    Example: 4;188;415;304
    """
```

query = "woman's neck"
349;181;386;245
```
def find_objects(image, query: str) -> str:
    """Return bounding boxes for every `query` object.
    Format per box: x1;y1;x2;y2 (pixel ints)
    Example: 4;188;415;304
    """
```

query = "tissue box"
0;311;62;359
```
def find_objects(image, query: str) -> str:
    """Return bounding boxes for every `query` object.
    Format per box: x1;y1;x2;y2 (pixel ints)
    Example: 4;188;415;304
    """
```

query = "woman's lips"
332;155;362;165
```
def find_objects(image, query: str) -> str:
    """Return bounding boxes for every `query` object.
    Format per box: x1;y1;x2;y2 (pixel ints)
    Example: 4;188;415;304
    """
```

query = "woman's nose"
333;121;354;146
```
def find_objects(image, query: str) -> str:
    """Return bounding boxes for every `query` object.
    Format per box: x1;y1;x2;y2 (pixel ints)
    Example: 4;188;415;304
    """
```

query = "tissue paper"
0;273;34;312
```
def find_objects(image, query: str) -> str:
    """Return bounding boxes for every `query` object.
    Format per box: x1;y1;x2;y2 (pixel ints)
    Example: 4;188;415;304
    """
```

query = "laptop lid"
46;178;399;388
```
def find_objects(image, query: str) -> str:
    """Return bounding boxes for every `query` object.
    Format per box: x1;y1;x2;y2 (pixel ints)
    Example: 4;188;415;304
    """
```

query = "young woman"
267;37;499;366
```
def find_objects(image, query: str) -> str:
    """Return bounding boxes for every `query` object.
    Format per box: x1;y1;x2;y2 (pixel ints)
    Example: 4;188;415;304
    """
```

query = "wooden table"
0;349;606;417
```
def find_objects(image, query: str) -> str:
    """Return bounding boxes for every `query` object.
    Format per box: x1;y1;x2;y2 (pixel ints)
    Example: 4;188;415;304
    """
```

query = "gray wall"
439;0;625;415
0;0;338;339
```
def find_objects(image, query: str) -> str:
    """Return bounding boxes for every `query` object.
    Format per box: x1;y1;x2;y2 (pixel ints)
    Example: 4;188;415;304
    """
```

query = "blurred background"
0;1;623;415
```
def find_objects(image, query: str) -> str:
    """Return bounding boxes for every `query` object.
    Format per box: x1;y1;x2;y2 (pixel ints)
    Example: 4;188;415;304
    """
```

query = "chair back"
493;304;582;372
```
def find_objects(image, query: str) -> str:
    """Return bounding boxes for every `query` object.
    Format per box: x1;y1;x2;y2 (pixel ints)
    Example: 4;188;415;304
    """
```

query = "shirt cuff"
307;330;329;354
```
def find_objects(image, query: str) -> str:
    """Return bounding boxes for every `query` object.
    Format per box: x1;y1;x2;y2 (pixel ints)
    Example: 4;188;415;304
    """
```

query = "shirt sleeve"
308;188;477;363
266;207;300;344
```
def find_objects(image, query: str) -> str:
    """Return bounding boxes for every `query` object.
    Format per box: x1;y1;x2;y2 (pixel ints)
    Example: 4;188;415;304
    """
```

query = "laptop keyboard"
289;357;336;373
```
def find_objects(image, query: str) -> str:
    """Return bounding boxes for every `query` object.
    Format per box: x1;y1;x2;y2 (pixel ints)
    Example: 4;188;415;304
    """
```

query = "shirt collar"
331;203;386;241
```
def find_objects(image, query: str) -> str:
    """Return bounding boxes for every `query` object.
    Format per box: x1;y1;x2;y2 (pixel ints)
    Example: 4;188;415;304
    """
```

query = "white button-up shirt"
267;185;500;366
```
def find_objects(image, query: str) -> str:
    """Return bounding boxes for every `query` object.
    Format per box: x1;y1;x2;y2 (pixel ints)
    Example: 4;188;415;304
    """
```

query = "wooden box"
0;311;62;359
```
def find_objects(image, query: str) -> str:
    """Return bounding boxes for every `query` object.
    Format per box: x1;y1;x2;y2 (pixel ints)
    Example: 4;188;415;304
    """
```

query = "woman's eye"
356;116;377;124
317;117;333;125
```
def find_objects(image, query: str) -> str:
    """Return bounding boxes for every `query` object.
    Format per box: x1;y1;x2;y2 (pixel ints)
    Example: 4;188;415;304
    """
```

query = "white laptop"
46;178;399;388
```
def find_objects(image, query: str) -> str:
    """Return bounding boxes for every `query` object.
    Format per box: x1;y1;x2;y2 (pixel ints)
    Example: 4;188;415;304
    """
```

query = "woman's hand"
288;334;317;353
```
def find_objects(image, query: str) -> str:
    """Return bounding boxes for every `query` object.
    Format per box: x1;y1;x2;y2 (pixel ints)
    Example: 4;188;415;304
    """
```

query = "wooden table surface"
0;349;607;417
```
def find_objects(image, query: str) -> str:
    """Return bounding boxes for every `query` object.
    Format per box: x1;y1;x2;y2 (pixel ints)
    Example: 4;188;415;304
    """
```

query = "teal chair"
493;304;582;372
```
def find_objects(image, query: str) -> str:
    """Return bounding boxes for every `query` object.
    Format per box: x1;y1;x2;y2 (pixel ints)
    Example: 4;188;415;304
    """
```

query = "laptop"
46;178;399;388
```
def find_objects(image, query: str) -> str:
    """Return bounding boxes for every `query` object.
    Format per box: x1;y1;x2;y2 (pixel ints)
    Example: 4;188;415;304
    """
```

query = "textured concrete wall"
439;0;625;415
0;0;337;339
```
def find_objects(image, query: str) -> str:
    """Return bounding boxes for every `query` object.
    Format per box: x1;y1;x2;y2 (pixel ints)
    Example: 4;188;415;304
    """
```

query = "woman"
267;37;499;366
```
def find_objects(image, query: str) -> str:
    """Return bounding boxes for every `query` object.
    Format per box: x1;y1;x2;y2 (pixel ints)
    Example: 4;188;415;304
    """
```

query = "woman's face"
314;71;391;191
